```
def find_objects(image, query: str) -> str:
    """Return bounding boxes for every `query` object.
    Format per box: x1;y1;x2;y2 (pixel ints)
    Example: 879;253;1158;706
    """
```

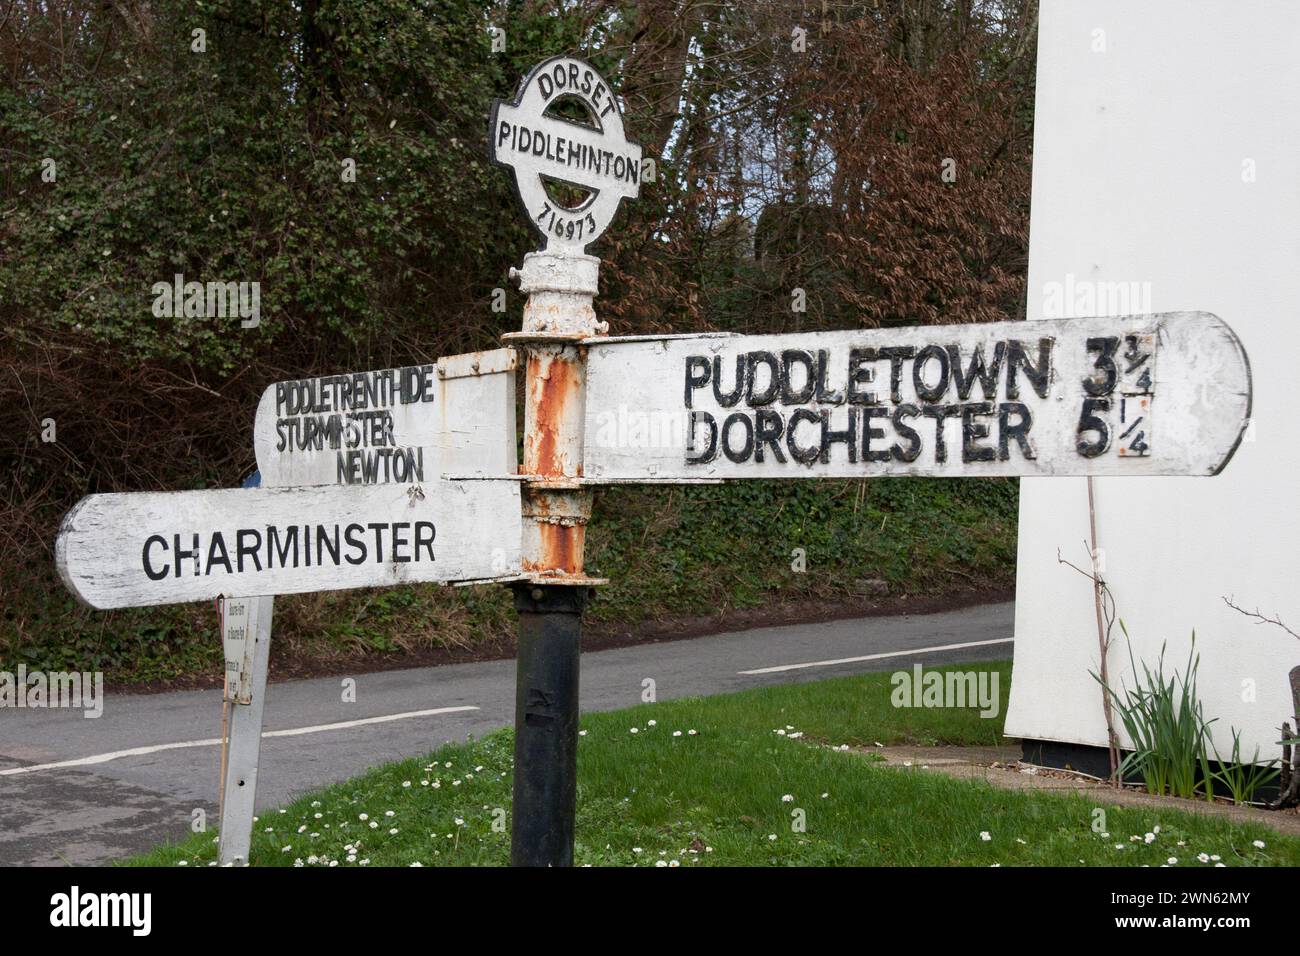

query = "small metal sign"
582;311;1251;481
220;596;260;704
490;55;642;252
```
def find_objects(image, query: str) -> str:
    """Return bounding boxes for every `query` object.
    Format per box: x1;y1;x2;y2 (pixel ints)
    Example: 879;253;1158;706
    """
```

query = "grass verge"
126;662;1293;867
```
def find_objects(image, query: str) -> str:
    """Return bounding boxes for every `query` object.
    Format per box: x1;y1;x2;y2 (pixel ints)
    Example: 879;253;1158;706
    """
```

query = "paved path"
0;602;1013;865
873;745;1300;837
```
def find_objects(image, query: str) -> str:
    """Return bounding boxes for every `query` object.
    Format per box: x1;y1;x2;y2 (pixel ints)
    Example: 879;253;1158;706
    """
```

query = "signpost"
49;54;1256;870
490;55;647;865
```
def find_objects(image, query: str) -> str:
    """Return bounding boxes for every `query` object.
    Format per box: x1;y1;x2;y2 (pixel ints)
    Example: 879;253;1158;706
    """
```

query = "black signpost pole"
509;584;587;866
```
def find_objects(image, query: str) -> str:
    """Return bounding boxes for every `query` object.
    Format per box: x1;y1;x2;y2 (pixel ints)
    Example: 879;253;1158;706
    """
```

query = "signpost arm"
217;594;273;866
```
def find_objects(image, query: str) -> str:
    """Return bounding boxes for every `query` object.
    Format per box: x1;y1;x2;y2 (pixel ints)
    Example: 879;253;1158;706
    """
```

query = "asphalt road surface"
0;602;1013;866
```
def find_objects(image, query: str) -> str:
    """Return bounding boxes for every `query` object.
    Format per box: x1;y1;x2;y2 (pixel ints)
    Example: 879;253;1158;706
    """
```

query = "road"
0;601;1013;866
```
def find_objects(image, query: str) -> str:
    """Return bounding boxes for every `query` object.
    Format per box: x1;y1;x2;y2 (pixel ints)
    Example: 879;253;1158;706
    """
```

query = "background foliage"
0;0;1036;677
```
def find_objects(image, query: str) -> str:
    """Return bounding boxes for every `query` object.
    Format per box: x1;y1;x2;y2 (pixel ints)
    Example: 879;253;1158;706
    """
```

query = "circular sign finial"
490;56;642;254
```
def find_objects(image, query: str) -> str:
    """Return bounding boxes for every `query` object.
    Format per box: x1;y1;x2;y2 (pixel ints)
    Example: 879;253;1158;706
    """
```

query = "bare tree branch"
1222;596;1300;641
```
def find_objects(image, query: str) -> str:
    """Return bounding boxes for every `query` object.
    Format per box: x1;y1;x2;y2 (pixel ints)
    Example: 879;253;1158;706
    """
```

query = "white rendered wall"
1006;0;1300;756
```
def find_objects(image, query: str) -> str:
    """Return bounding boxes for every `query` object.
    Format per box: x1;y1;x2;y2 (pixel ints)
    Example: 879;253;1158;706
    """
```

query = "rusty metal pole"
504;250;607;866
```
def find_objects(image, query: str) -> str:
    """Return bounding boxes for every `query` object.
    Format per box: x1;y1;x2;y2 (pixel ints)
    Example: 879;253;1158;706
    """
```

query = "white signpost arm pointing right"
581;312;1252;481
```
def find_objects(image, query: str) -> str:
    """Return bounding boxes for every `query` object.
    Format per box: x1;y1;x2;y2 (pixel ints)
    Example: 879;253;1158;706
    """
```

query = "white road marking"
0;706;480;776
737;638;1014;675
